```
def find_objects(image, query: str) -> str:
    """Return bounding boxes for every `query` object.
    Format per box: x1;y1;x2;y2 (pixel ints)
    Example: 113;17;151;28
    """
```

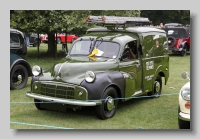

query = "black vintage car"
29;33;41;47
10;28;33;89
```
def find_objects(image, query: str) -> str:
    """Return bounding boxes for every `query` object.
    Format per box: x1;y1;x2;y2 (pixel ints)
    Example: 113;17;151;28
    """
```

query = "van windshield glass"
70;40;120;59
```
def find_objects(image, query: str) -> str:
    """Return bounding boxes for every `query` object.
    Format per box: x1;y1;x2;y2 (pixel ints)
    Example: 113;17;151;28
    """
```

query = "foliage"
140;10;190;26
10;10;189;57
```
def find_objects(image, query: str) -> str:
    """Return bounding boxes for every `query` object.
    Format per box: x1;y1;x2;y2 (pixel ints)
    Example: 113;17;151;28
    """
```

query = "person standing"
24;32;30;47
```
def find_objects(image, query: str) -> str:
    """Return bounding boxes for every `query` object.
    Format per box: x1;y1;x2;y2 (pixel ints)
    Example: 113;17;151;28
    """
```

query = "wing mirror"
181;72;190;80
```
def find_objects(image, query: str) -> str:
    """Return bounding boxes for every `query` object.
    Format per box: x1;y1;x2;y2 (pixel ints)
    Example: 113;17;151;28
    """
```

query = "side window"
143;34;165;57
121;40;138;61
10;33;20;47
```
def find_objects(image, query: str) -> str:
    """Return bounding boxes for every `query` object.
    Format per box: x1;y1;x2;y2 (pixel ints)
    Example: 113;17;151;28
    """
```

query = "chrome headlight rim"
32;65;42;76
85;71;96;83
181;88;190;101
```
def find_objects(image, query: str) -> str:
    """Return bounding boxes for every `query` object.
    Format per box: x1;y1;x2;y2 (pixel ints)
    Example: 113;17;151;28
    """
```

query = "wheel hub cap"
105;96;114;111
17;75;22;82
155;81;160;92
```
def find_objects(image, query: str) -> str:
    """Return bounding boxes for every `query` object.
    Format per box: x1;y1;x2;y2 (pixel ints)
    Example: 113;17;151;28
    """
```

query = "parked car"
40;33;78;44
26;16;169;119
29;33;41;47
162;26;190;56
10;28;33;89
178;72;190;129
10;28;27;56
164;23;183;28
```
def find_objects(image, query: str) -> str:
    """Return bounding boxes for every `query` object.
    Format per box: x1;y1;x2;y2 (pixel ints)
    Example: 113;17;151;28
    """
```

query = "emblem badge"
56;76;60;80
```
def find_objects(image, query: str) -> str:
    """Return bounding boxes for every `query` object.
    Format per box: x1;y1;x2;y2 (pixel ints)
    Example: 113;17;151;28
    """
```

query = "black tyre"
57;38;61;44
10;64;28;90
149;75;162;98
33;39;40;47
168;36;176;47
34;99;44;110
96;87;118;120
181;44;187;57
178;106;190;129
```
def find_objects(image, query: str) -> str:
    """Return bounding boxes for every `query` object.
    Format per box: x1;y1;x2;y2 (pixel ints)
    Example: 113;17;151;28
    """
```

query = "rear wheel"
168;36;176;47
96;87;118;120
148;75;162;98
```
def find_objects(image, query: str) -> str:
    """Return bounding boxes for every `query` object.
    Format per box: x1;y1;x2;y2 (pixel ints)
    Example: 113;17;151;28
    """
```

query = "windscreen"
70;40;120;59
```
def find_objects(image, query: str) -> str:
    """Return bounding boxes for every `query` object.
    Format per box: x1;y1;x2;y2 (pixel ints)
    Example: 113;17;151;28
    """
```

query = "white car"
178;72;190;129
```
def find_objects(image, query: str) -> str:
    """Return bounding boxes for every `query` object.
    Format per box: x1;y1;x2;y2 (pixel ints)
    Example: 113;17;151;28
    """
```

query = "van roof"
87;26;166;34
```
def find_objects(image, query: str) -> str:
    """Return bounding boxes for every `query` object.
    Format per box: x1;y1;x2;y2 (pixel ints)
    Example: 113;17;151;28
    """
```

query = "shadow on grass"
35;95;153;120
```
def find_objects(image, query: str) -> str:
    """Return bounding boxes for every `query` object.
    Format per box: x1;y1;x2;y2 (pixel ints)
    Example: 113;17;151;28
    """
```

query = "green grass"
10;44;190;129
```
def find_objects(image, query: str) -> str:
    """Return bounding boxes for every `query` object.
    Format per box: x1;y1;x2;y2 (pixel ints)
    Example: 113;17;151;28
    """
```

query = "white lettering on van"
146;61;154;70
145;74;154;81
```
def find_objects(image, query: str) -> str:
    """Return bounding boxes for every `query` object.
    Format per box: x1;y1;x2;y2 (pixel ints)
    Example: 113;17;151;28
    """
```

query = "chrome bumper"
179;112;190;121
26;92;102;106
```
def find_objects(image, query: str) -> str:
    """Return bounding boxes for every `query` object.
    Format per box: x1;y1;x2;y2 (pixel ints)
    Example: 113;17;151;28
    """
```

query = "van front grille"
40;84;74;99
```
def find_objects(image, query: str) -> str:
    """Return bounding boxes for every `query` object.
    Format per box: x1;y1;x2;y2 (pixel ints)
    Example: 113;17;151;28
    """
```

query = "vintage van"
26;16;169;119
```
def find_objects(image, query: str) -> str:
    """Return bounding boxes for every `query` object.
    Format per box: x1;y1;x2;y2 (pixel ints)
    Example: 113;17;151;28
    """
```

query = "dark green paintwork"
28;26;169;104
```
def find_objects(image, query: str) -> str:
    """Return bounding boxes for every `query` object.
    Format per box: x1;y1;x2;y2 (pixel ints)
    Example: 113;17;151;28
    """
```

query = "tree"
10;10;141;58
140;10;190;26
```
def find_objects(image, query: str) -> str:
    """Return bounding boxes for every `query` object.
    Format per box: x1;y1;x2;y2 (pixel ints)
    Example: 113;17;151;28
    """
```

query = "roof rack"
85;15;152;27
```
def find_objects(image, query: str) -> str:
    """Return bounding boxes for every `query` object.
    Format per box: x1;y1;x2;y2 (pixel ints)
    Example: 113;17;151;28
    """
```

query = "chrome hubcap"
105;96;114;111
155;81;160;92
17;75;22;82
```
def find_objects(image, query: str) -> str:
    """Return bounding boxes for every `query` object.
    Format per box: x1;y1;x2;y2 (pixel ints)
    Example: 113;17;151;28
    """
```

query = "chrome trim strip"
26;92;102;106
133;90;142;96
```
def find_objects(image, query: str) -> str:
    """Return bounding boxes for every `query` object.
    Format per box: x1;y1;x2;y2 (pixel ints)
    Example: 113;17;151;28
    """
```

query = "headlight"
85;71;95;83
32;65;42;76
181;88;190;101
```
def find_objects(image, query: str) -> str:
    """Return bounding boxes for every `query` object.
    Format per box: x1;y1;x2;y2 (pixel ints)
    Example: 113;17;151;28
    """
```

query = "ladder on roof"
85;15;151;27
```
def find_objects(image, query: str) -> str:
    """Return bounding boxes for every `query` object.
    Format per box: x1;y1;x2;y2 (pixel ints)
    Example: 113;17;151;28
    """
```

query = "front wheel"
181;44;187;56
10;64;28;90
95;87;118;120
148;75;162;98
34;99;44;110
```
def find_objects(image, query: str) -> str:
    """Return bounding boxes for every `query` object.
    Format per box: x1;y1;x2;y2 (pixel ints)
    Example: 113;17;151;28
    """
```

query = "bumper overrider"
179;112;190;121
26;81;102;106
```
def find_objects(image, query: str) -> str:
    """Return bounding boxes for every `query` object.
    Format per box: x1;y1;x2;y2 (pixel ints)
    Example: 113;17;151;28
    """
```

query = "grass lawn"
10;43;190;129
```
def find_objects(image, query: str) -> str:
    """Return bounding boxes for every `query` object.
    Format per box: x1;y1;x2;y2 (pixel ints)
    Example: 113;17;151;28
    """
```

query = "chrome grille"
41;84;74;99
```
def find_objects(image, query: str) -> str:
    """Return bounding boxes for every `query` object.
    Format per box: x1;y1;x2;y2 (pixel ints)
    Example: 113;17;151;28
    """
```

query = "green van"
26;16;169;119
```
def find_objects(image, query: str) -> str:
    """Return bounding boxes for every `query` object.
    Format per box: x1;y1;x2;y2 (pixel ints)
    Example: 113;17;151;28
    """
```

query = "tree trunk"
47;33;57;58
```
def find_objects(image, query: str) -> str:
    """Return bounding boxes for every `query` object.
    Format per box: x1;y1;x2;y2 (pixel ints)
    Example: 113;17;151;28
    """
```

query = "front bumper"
26;92;102;106
178;112;190;121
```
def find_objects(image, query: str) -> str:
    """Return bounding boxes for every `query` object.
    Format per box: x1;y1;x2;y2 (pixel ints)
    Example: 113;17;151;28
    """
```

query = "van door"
119;41;142;99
